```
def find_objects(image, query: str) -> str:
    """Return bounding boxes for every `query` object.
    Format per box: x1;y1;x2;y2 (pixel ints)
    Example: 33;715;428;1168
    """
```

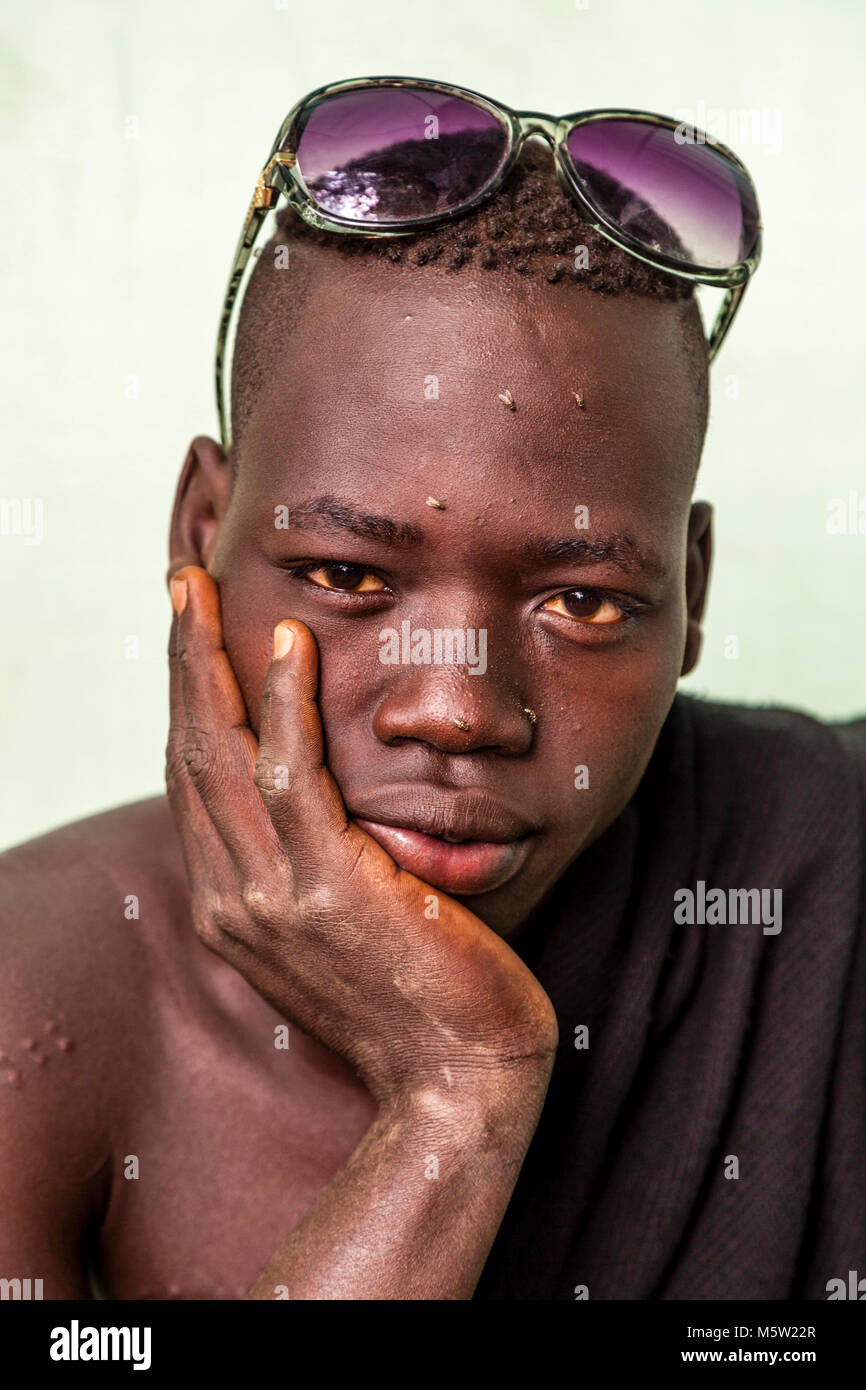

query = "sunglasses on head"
216;75;763;449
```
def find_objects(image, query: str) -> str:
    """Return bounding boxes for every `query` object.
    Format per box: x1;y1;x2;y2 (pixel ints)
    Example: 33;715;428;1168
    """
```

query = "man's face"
195;246;709;941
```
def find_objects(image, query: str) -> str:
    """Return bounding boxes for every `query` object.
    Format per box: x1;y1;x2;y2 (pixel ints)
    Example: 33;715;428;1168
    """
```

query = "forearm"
246;1066;553;1301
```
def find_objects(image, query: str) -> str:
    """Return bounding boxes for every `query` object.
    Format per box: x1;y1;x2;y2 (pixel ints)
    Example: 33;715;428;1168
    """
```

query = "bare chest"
93;985;377;1300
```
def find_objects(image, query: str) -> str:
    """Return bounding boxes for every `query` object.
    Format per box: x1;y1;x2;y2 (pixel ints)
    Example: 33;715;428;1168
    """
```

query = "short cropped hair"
230;139;708;462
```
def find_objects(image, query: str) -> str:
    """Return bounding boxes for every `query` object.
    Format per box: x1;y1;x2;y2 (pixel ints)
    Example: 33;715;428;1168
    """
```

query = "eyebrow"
519;532;668;578
286;496;666;578
288;496;424;546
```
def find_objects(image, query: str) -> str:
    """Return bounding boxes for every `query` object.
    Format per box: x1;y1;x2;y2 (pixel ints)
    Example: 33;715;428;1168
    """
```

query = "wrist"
382;1053;556;1156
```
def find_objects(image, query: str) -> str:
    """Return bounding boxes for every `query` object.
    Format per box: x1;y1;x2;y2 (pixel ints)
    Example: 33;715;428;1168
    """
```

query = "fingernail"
273;623;294;660
170;576;188;615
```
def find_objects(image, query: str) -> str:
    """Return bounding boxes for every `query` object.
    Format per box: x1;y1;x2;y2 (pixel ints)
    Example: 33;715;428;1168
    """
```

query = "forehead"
237;252;702;538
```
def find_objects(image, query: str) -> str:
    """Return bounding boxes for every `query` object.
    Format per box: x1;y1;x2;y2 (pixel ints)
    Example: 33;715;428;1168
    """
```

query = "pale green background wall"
1;0;864;850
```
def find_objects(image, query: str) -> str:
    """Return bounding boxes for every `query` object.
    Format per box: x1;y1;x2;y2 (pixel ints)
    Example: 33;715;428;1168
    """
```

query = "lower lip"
353;819;531;895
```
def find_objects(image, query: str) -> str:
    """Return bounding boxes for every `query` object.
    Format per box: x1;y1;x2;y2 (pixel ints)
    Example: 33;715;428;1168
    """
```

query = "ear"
167;436;233;584
681;501;713;676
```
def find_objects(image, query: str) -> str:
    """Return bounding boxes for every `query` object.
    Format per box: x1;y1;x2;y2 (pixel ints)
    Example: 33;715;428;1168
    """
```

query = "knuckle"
182;725;218;783
192;908;222;952
260;668;292;711
193;892;237;949
240;880;277;928
253;753;291;795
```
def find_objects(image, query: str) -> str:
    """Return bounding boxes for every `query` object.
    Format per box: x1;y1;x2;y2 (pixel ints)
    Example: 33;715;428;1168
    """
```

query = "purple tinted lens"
566;118;759;270
295;87;509;222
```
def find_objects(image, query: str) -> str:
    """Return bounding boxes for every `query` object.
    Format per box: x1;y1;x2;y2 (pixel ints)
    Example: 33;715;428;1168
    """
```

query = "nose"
372;666;534;757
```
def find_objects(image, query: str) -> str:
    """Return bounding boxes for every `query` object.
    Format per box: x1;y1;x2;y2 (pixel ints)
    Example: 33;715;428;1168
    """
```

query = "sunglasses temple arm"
215;178;279;448
707;283;748;365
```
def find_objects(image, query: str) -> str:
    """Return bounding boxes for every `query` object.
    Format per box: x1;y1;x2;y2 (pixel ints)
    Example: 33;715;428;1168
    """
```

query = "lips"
349;786;537;895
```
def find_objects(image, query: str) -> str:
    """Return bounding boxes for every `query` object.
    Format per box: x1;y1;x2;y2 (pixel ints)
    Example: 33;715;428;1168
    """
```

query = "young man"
1;116;863;1302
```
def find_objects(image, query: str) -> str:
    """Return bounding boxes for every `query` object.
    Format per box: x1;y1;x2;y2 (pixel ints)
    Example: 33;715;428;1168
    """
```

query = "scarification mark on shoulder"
1;1014;75;1088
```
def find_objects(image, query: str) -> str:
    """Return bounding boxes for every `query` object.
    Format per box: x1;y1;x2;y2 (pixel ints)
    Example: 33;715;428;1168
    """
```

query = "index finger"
253;617;352;853
170;564;281;866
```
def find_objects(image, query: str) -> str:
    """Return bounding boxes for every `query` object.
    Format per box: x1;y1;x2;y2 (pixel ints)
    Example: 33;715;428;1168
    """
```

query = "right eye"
297;563;387;594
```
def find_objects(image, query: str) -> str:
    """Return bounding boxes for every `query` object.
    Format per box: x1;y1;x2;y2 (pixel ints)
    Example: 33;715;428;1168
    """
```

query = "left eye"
541;588;626;625
303;563;386;593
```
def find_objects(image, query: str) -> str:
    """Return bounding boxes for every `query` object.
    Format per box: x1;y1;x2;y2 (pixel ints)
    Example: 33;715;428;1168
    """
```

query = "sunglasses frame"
216;74;763;449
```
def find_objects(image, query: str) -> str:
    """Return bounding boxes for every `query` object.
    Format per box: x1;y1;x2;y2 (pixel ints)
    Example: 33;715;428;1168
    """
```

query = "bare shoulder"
0;794;187;917
0;795;190;993
0;795;190;1143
